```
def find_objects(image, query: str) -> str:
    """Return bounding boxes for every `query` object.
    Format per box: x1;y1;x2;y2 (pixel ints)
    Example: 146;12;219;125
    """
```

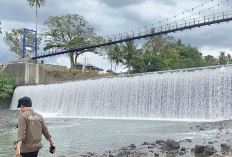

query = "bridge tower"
22;28;38;59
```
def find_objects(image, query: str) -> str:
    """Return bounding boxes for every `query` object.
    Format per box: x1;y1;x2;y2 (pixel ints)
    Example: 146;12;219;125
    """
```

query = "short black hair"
17;96;32;108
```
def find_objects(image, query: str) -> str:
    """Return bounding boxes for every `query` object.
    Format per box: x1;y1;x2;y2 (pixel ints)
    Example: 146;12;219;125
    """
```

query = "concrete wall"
42;64;67;72
2;63;53;85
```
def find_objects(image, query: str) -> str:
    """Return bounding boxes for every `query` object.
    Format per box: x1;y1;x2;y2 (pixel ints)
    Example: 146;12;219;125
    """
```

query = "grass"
0;66;4;71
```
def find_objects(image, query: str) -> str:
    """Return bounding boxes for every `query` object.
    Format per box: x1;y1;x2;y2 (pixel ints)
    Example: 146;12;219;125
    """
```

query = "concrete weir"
10;64;232;120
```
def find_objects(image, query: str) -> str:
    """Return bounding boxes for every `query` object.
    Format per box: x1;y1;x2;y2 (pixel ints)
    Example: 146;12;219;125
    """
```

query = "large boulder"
117;151;130;157
156;140;165;145
194;145;206;153
162;139;180;150
221;144;230;150
203;145;216;156
142;142;150;145
128;144;136;149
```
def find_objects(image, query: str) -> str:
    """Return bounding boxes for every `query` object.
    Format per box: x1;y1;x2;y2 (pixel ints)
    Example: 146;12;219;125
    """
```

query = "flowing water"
10;65;232;119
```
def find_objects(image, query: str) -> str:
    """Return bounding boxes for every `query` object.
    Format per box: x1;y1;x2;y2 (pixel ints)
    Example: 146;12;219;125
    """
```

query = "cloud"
98;0;143;8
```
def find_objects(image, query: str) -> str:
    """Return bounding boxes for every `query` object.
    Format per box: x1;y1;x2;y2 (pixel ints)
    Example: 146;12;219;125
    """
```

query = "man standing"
15;96;56;157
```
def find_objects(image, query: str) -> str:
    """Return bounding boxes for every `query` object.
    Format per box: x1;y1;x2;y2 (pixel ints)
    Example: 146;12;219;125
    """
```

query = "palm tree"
121;40;141;74
27;0;46;32
107;44;124;72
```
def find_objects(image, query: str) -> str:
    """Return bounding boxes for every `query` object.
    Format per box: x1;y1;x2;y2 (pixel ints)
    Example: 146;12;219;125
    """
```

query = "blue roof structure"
93;66;99;69
85;64;93;67
106;69;113;72
98;68;104;71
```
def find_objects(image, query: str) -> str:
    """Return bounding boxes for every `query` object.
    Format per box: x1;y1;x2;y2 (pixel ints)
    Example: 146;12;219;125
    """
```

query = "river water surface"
0;118;214;157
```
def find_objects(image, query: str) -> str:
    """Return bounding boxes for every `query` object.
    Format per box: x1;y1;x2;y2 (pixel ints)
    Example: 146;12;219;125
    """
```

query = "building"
76;62;83;70
92;66;99;71
85;64;94;71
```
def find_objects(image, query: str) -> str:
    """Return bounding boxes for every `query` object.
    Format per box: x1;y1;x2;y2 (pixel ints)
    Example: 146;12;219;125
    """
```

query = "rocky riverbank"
76;120;232;157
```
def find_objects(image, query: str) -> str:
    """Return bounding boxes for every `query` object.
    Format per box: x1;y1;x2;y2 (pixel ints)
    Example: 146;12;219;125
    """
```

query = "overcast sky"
0;0;232;72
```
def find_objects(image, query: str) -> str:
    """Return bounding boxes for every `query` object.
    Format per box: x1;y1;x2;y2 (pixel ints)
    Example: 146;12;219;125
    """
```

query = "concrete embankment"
1;63;66;85
1;62;110;86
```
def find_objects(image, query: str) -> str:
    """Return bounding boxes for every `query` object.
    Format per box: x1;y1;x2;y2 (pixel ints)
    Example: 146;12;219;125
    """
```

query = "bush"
0;72;16;101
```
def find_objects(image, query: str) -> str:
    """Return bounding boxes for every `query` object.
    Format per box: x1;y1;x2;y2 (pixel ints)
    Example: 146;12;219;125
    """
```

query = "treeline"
104;35;232;73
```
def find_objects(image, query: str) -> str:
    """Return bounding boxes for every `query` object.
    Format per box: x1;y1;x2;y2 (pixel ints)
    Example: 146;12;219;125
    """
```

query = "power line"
99;0;231;41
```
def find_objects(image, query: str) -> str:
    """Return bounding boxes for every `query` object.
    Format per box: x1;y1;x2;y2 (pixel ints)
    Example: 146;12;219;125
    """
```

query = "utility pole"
111;61;112;71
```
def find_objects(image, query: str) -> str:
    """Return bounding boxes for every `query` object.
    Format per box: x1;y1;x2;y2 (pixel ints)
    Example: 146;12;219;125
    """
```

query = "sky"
0;0;232;72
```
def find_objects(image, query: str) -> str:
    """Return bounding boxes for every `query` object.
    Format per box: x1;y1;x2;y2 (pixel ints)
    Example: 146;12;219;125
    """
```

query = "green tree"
121;40;141;73
4;28;42;58
132;37;205;72
105;44;124;72
218;51;228;65
203;55;218;66
44;14;97;69
227;54;232;64
146;35;173;56
0;72;16;101
27;0;46;31
132;49;166;73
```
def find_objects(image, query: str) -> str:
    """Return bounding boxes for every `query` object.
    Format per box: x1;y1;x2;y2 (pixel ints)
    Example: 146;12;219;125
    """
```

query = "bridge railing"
34;11;232;59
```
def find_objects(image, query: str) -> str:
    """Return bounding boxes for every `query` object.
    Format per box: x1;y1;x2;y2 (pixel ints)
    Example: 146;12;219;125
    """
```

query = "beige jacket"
18;109;51;153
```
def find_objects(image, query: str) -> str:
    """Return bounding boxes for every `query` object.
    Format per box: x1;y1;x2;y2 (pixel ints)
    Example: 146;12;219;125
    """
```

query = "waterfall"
10;65;232;120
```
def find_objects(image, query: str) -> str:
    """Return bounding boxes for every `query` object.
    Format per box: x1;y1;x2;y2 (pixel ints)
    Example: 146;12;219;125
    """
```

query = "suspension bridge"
30;0;232;59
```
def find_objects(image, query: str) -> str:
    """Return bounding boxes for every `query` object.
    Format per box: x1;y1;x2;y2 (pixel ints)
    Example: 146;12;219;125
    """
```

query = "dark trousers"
20;151;39;157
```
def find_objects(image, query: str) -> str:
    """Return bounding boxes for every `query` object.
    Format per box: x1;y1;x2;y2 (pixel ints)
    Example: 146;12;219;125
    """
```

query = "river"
0;117;214;157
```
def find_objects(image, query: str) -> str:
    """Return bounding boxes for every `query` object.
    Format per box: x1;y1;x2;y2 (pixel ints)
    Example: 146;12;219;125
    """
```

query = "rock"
128;144;136;149
130;153;147;157
87;152;95;156
185;139;192;143
167;150;178;154
202;145;216;156
180;147;186;151
166;139;180;149
162;139;180;151
194;145;206;153
117;151;130;157
206;145;216;152
154;153;159;156
156;140;165;145
148;145;154;149
121;147;128;151
199;127;204;131
208;141;214;144
203;148;214;156
142;142;150;145
151;142;156;146
221;144;230;150
178;151;185;155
